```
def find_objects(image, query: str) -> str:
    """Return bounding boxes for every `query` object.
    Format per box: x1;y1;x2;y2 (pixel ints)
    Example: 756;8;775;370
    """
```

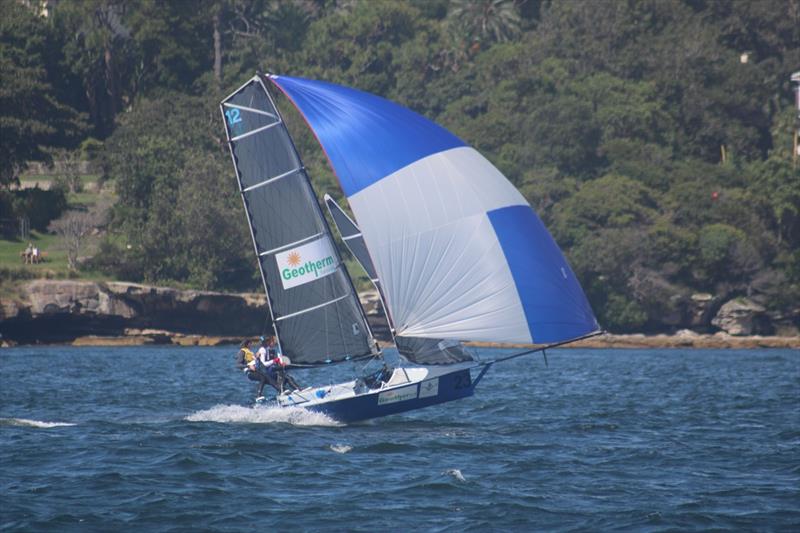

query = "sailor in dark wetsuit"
258;336;301;394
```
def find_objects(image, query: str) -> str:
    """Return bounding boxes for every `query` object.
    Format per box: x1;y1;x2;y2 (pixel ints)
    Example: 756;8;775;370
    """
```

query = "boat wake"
185;404;343;427
0;417;76;428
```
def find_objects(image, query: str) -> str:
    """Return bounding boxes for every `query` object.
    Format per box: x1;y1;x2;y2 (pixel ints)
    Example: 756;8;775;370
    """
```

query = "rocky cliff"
0;281;390;346
0;281;796;346
1;280;271;344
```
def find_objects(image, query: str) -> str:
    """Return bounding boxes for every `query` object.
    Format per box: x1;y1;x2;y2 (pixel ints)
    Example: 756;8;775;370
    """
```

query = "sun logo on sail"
287;252;301;267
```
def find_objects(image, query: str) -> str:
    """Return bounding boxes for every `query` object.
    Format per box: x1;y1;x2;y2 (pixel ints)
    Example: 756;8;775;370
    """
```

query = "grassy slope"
3;175;375;297
1;176;115;292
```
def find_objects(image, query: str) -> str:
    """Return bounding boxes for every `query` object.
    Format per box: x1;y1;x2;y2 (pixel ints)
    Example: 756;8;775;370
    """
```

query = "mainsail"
270;75;599;346
221;76;375;364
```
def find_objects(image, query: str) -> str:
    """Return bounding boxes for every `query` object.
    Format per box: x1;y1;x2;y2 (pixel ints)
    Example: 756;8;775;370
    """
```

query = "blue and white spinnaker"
270;75;599;345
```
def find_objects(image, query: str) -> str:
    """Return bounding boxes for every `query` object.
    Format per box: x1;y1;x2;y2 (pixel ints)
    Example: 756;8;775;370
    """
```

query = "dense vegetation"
1;0;798;332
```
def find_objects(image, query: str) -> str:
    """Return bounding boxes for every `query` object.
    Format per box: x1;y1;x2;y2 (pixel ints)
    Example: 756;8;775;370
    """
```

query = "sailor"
251;336;281;399
271;345;302;393
260;336;302;394
236;339;268;397
235;339;255;371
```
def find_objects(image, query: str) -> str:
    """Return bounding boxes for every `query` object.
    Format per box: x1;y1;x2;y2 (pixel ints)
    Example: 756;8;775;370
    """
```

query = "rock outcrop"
0;280;391;345
688;292;720;328
711;298;769;336
1;280;269;343
2;280;797;346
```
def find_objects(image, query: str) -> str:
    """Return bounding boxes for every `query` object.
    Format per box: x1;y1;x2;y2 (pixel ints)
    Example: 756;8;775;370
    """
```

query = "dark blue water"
1;347;798;531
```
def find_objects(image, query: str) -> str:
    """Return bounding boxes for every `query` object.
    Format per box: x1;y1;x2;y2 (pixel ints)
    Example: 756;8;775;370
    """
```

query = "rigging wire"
475;330;604;368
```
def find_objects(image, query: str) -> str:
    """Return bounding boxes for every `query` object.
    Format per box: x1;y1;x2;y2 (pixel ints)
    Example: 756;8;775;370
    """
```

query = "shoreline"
3;280;797;349
2;331;798;349
468;331;800;350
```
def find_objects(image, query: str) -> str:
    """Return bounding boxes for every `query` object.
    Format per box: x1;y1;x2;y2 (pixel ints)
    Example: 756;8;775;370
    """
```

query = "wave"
0;417;76;428
329;444;352;454
444;468;467;483
185;404;343;427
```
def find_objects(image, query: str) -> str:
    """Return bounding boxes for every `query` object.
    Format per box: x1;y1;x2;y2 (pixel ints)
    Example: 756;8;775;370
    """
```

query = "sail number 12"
225;108;242;127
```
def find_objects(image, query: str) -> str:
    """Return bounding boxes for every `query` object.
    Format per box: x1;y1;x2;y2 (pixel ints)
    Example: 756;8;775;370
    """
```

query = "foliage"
51;153;84;194
0;187;68;232
0;0;86;186
48;210;99;270
52;0;136;137
172;150;255;290
102;93;255;289
3;0;799;332
447;0;521;45
124;0;214;94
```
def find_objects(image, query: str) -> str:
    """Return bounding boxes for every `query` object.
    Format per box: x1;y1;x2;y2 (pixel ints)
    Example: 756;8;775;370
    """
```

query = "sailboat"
220;73;599;423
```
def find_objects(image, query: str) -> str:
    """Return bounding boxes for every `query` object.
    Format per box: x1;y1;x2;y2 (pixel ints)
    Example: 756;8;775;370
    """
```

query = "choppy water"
1;346;798;531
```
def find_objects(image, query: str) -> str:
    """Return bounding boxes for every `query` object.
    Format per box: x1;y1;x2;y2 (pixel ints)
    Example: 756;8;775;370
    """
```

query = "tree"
447;0;521;46
747;107;800;247
49;210;101;270
173;151;255;290
0;0;86;186
697;223;760;286
53;0;134;137
52;151;84;194
552;174;659;246
104;92;218;280
300;1;420;95
124;0;214;94
102;90;256;289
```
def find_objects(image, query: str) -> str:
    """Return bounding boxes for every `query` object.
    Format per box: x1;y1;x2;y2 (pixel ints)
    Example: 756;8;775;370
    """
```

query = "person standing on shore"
23;242;33;264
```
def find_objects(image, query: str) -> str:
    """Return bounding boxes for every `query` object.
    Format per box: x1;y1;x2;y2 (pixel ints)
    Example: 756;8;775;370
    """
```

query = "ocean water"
1;346;798;531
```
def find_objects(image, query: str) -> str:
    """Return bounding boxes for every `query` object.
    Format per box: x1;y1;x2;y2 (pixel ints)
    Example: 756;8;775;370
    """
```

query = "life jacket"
241;347;254;364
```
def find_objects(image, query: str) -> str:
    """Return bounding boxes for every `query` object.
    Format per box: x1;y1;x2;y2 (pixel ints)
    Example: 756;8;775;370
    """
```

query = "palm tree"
448;0;521;45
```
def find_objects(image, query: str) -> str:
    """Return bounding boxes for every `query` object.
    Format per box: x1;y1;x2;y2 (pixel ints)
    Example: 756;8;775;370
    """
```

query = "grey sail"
394;337;474;365
221;76;375;365
324;194;382;293
324;195;473;366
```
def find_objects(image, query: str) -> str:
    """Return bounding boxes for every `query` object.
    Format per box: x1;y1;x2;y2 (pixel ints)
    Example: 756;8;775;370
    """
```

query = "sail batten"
221;76;375;364
260;231;325;256
231;121;282;141
271;75;599;345
241;166;303;192
274;293;350;322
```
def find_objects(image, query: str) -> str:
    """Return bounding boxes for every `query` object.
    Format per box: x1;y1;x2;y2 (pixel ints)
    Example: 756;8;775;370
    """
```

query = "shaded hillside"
2;0;798;334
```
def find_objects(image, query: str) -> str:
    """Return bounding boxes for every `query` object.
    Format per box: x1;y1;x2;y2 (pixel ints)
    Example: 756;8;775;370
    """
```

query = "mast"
258;73;379;354
220;75;376;364
219;81;280;348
